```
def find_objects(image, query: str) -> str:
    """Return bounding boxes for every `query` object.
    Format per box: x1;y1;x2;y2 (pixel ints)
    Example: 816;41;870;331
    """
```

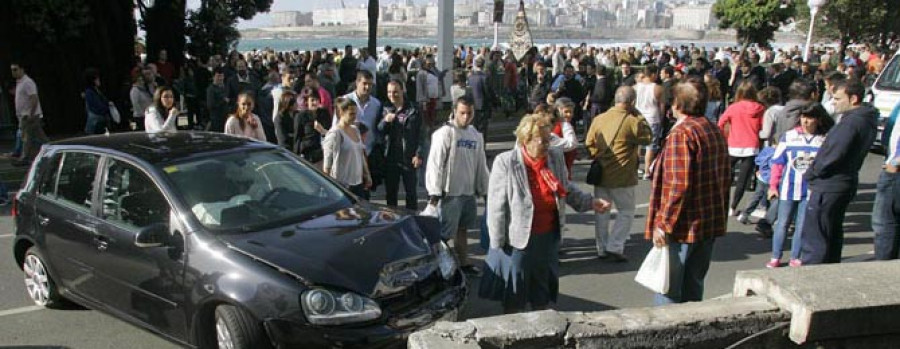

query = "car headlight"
435;241;457;280
301;289;381;325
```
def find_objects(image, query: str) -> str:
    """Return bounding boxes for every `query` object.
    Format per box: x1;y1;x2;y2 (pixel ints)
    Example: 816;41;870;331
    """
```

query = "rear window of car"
41;152;100;213
159;149;352;232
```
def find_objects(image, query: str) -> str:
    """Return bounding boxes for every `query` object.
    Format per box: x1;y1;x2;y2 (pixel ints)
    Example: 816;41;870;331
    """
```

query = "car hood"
215;203;444;298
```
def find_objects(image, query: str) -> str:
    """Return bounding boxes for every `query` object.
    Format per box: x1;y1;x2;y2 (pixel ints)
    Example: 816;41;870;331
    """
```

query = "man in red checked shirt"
645;76;731;305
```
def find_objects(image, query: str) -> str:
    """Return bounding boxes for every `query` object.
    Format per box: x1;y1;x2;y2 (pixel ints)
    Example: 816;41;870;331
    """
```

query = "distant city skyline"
235;0;706;29
238;0;430;28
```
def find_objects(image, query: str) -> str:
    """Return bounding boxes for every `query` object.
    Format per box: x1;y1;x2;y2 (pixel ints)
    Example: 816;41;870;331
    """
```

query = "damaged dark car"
12;132;466;348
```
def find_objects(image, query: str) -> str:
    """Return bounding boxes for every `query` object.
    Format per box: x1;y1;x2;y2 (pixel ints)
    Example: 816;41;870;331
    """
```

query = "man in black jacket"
377;79;424;210
588;65;612;119
801;80;877;264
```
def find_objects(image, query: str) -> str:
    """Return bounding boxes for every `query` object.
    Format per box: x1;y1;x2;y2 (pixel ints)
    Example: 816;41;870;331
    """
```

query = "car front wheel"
214;305;270;349
23;248;62;307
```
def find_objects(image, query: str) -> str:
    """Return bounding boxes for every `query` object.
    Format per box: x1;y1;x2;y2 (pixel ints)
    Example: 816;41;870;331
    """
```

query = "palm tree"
368;0;378;58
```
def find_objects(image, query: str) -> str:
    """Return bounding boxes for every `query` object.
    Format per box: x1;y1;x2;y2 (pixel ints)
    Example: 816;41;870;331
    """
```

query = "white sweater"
425;124;490;198
144;106;178;133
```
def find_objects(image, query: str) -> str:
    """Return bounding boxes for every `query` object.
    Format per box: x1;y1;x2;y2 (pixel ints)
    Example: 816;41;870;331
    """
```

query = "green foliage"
11;0;92;44
713;0;795;47
794;0;891;48
185;0;272;61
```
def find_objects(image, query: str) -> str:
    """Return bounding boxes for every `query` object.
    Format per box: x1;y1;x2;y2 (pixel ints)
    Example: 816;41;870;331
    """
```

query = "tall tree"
793;0;892;59
713;0;795;53
368;0;379;59
140;0;187;68
185;0;273;62
0;0;136;134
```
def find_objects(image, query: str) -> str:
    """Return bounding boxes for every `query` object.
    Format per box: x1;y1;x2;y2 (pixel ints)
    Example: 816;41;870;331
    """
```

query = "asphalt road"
0;133;885;348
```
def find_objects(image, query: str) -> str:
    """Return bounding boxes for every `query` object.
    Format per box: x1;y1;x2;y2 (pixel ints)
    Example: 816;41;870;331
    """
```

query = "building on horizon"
270;11;314;27
671;4;718;30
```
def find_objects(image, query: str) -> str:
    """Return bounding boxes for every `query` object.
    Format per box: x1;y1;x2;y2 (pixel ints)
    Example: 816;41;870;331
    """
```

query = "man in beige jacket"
585;86;652;261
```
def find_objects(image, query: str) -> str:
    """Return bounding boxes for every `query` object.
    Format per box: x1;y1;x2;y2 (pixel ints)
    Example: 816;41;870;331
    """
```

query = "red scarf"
521;147;567;198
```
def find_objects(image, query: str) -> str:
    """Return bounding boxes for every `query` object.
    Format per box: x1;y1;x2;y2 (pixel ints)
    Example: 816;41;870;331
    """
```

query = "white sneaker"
750;208;767;219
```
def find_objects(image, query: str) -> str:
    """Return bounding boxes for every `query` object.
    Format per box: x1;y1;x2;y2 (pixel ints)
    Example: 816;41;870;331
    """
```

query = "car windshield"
876;55;900;91
160;149;352;232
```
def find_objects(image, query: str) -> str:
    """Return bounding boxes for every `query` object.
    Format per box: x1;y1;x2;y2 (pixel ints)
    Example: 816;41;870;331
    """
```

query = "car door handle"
95;235;110;252
71;222;98;235
38;215;50;226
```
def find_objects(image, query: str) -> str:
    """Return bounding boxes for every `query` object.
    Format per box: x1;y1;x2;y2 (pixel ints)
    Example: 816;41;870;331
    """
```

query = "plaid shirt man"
645;115;730;243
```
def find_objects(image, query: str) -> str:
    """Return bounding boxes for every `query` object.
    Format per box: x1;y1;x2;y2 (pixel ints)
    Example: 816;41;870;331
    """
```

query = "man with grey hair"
585;86;653;261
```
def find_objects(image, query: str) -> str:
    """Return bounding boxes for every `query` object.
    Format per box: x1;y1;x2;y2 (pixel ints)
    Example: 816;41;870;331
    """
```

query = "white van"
870;49;900;149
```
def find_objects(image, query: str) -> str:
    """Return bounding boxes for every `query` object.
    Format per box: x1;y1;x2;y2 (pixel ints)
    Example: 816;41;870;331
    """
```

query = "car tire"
214;305;270;349
23;247;62;308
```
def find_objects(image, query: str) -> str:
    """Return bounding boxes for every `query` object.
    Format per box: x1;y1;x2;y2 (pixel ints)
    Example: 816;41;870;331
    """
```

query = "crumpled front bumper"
263;279;466;348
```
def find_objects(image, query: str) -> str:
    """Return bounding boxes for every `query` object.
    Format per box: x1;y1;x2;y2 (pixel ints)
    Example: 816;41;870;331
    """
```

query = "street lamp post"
804;0;827;62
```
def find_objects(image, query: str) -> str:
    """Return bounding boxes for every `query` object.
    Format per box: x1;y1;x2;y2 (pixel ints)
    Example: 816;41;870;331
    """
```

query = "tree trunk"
145;0;186;69
368;0;379;59
0;0;136;135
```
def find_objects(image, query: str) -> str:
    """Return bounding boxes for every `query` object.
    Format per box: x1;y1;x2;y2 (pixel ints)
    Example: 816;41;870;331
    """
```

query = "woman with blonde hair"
480;114;610;314
323;97;372;198
224;92;267;142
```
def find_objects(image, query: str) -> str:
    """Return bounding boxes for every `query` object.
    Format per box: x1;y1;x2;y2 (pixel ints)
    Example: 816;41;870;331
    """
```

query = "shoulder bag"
585;115;628;186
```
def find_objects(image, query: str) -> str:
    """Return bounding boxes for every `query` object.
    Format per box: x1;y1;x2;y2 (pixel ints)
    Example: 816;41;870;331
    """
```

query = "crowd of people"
7;39;900;312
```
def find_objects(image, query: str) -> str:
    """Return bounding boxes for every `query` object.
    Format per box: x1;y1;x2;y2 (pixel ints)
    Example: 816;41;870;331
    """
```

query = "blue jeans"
742;180;769;214
772;199;807;260
84;111;108;134
654;238;716;305
872;171;900;260
13;129;22;156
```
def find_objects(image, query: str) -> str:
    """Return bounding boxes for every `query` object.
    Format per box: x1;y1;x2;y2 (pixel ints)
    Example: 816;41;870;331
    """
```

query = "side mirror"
135;223;169;248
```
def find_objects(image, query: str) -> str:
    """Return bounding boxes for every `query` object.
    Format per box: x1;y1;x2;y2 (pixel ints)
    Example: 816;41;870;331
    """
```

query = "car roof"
49;132;277;164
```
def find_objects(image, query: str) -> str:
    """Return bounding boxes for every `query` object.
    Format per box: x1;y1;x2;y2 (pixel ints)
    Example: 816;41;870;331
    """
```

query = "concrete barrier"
411;261;900;348
410;297;790;348
734;261;900;344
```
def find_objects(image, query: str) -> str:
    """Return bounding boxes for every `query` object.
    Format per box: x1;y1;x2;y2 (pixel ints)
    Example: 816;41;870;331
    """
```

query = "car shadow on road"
1;347;72;349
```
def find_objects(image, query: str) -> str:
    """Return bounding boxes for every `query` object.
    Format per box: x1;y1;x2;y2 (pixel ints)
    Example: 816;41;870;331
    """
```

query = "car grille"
377;272;444;316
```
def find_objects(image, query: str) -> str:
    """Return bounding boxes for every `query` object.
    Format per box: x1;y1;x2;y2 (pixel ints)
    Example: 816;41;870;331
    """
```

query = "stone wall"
410;261;900;348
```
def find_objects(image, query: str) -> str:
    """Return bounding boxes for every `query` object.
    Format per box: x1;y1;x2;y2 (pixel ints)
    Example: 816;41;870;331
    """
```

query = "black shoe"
756;221;774;239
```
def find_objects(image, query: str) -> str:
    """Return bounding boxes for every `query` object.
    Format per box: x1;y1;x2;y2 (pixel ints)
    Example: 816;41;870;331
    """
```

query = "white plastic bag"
634;245;670;294
419;203;441;220
108;102;121;124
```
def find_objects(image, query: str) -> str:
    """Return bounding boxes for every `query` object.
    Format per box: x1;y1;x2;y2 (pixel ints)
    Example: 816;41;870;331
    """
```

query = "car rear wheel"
214;305;269;349
23;248;62;307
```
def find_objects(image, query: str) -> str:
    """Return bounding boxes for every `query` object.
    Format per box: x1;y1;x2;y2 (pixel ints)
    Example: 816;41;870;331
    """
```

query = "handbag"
585;114;628;186
634;245;670;294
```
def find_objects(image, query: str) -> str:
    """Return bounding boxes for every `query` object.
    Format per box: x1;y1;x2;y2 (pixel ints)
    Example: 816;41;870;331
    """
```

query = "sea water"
236;37;740;52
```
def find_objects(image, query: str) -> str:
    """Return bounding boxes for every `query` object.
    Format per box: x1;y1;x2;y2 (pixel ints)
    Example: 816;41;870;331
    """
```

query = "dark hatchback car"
12;132;465;348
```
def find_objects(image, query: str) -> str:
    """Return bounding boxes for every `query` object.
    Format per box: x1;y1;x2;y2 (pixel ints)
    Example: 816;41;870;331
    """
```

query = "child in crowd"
738;146;775;225
551;97;579;179
766;103;834;268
